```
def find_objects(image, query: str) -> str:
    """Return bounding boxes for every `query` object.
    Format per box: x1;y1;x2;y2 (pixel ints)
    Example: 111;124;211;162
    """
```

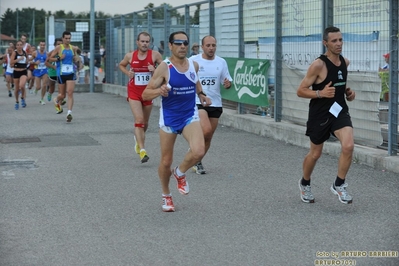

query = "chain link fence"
51;0;398;155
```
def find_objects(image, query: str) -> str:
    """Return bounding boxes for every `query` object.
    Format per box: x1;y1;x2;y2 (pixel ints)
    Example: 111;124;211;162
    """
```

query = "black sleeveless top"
14;50;28;69
309;54;348;120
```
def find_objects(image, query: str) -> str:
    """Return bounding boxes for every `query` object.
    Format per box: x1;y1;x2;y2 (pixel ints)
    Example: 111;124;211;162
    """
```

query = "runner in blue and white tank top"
49;31;79;122
32;41;49;105
159;58;199;134
142;31;212;212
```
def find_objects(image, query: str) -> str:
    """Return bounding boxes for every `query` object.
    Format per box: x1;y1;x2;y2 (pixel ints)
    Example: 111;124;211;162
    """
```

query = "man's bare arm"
119;52;132;78
142;62;167;101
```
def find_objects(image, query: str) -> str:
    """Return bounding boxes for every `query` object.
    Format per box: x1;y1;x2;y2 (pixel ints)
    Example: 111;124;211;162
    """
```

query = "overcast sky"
1;0;236;16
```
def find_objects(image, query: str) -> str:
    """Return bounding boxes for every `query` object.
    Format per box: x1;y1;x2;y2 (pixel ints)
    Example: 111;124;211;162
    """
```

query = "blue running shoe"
21;99;26;108
15;102;19;110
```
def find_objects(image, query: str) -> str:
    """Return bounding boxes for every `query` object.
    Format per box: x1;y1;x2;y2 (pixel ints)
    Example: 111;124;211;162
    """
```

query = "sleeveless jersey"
14;50;27;69
190;54;232;107
34;50;47;70
159;59;198;129
22;43;30;54
309;54;348;120
6;54;14;74
22;43;33;69
59;44;74;75
47;49;58;77
128;49;154;89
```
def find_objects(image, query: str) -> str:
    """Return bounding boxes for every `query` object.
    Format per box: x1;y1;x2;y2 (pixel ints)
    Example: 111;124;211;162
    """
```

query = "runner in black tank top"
308;54;348;121
296;26;356;205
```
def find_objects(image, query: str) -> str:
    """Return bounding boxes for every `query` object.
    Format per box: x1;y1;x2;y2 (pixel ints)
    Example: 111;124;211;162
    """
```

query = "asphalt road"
1;86;398;266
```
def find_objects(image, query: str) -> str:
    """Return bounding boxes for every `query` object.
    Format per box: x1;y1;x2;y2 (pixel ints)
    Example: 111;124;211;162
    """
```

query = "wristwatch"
198;91;207;97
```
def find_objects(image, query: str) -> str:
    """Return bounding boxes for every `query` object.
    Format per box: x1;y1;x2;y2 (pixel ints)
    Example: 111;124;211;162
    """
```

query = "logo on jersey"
338;70;343;80
190;72;196;81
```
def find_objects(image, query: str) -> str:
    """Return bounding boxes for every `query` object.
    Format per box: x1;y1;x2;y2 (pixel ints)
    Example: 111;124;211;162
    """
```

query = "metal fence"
87;0;397;155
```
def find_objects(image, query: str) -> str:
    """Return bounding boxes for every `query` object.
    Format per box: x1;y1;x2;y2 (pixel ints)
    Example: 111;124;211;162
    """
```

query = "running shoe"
8;90;12;97
29;88;33;94
298;179;315;203
330;183;353;204
61;99;66;106
21;99;26;108
134;136;140;154
162;195;175;212
47;92;52;102
39;100;46;105
14;102;19;110
192;161;206;175
66;114;73;123
173;166;189;195
54;100;62;113
34;89;38;95
140;150;149;163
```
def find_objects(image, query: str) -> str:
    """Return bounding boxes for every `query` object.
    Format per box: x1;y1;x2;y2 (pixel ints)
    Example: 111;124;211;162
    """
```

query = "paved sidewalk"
0;82;398;265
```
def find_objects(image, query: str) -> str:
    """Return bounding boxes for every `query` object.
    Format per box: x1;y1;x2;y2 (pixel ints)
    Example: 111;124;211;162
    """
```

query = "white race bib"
17;56;26;63
61;64;73;73
38;62;46;69
329;101;343;118
199;76;217;87
134;72;151;85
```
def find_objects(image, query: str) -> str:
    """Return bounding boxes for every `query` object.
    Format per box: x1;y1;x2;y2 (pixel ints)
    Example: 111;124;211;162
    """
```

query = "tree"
1;8;16;37
143;3;182;21
192;5;201;24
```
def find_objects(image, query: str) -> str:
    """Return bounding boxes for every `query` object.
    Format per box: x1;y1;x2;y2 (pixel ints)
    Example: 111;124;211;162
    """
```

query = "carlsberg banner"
222;58;270;106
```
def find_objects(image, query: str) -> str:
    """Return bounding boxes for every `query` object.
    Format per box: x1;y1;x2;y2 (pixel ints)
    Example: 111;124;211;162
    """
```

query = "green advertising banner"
222;58;270;106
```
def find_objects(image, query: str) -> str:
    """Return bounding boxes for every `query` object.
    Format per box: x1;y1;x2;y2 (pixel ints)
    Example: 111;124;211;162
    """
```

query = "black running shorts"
196;105;223;119
13;70;28;79
306;111;353;145
57;73;75;84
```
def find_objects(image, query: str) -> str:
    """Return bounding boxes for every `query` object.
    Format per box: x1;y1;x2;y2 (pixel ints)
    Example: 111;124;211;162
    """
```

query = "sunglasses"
172;40;189;46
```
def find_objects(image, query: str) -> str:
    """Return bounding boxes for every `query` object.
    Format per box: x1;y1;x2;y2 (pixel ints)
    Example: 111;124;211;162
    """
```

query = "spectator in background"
190;43;199;56
100;45;105;56
102;49;106;83
83;51;90;84
76;49;86;84
159;41;164;55
378;53;390;101
94;52;102;83
379;53;389;71
150;37;160;52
